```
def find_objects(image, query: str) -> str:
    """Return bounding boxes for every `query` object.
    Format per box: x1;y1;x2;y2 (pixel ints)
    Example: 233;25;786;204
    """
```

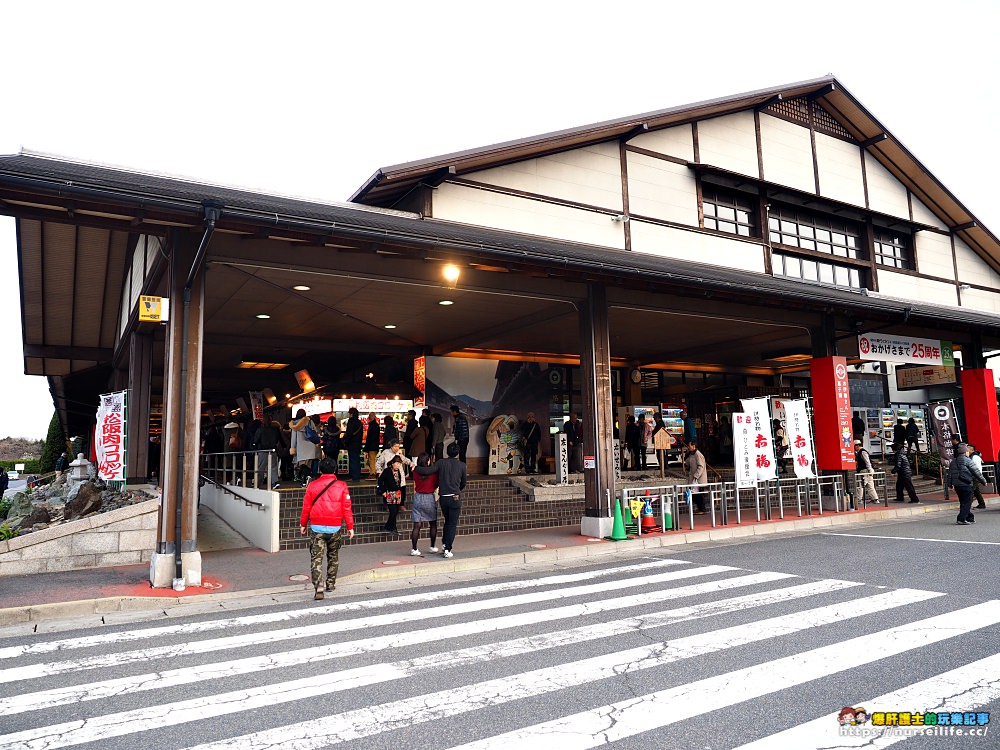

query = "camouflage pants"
309;528;344;591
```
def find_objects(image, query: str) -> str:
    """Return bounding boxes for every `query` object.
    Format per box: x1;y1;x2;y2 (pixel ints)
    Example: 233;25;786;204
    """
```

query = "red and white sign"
810;356;856;470
414;356;426;394
95;390;127;481
249;391;264;420
858;333;948;366
780;398;816;478
732;412;756;488
739;397;777;482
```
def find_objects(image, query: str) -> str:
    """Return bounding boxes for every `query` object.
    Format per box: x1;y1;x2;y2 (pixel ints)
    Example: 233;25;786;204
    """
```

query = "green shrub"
0;496;11;519
0;523;18;541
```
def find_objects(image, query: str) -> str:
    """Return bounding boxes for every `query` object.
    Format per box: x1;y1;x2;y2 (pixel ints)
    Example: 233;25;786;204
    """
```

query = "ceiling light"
256;314;271;319
443;264;461;286
439;300;454;306
384;324;397;329
761;347;812;363
285;393;291;399
365;372;375;379
292;285;311;291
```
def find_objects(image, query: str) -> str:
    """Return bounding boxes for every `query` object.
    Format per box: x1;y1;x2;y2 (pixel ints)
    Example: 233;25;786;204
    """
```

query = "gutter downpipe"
174;203;221;584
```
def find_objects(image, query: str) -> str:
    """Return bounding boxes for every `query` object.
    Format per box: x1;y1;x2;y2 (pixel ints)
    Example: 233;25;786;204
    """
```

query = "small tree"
39;412;67;474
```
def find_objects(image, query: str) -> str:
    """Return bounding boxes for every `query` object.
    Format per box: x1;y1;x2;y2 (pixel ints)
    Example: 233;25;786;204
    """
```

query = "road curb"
0;497;968;627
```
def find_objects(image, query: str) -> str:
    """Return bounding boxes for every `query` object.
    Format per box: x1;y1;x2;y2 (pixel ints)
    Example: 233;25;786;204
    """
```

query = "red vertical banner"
961;368;1000;462
810;356;856;470
413;356;426;395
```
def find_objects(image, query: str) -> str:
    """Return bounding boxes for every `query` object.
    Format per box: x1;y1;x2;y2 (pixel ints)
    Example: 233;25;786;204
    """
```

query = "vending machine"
864;409;884;455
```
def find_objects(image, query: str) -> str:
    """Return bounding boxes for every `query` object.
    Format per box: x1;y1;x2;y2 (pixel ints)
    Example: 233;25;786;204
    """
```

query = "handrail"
199;473;267;511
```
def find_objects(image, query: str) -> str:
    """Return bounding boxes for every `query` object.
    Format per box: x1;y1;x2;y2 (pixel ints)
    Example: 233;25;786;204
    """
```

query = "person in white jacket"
968;444;988;509
289;409;321;486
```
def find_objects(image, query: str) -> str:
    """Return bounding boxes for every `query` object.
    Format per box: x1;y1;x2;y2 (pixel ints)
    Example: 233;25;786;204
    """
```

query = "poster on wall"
96;390;127;482
739;397;777;481
780;398;816;478
487;415;524;475
732;412;756;488
858;333;954;367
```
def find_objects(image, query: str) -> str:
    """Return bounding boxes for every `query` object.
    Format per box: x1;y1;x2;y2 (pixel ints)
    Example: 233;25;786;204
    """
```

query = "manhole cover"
289;574;310;582
530;544;547;549
382;560;401;566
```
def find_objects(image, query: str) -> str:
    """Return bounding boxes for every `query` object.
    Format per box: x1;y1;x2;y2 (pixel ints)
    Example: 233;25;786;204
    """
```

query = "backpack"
303;420;321;445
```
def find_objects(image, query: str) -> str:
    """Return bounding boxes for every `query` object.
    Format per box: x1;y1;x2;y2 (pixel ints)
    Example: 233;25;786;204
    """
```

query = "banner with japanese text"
781;398;816;478
927;400;959;467
857;333;954;367
732;412;756;488
95;390;127;481
810;356;856;470
739;397;777;481
249;391;264;421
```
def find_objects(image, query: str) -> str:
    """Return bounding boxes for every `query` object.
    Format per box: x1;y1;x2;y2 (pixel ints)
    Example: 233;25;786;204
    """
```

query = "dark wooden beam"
24;344;114;361
860;133;887;148
954;221;977;232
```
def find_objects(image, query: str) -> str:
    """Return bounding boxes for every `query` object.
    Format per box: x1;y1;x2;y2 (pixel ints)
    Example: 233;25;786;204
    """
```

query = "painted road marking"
0;558;685;660
1;572;831;715
0;588;944;750
824;532;1000;546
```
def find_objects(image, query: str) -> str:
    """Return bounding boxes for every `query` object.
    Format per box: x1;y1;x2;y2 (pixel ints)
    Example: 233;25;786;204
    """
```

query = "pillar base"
149;551;175;588
181;551;203;587
580;515;613;538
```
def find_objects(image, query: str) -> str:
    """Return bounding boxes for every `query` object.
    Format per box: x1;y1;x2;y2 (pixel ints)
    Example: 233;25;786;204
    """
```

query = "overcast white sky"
1;1;998;438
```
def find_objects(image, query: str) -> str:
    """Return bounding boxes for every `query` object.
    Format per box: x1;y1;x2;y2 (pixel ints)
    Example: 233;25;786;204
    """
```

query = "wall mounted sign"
895;365;958;390
858;333;954;367
810;356;856;470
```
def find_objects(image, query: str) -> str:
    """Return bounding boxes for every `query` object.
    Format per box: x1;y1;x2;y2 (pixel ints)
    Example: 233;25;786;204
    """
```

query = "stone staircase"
278;477;584;551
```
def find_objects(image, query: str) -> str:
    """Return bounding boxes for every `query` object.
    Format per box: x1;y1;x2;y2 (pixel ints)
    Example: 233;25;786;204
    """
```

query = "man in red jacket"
299;458;355;599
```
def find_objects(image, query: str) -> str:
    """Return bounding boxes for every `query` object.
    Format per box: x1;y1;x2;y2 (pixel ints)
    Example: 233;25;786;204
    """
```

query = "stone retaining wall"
0;499;158;576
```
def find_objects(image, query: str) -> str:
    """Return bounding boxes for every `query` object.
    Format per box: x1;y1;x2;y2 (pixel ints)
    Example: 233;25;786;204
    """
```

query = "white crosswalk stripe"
1;557;996;750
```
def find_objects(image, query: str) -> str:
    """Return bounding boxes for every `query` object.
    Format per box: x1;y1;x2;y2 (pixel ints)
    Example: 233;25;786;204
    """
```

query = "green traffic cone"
623;500;634;526
605;496;629;541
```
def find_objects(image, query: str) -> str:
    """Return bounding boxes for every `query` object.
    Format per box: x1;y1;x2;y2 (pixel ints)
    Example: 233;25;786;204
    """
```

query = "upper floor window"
874;229;915;270
773;252;864;290
768;206;865;260
702;187;756;237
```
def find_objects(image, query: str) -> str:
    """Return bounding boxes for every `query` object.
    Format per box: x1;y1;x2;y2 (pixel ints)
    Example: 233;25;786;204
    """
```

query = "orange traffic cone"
641;490;659;532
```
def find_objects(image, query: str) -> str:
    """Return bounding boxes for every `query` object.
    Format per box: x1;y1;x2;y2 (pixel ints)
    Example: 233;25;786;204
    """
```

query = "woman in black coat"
381;414;399;449
377;454;405;535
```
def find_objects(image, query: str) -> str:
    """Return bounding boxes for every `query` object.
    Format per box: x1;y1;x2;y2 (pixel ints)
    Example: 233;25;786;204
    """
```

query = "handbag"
383;490;403;505
304;420;321;445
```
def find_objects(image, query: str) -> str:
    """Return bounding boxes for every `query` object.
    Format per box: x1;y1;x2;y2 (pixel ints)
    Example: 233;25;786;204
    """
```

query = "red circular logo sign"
835;364;848;380
859;337;870;354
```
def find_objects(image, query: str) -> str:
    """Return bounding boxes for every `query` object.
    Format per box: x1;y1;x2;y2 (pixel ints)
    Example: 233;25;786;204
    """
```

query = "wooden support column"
579;283;615;537
151;231;206;587
125;331;153;485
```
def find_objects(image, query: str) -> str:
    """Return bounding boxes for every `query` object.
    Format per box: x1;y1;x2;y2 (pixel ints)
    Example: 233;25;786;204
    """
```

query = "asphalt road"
0;511;997;750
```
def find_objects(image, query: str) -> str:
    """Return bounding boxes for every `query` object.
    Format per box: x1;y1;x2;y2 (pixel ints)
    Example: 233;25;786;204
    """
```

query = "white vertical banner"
555;433;569;485
783;398;816;478
96;390;127;481
249;391;264;421
732;412;756;488
740;397;777;481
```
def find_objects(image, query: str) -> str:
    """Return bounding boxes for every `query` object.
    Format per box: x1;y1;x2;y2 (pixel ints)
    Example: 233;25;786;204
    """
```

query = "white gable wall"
878;271;956;306
759;114;815;194
814;132;865;207
864;152;910;219
432;181;625;248
630;124;694;161
955;237;1000;290
961;287;1000;314
913;230;955;280
696;112;758;178
461;143;623;211
626;151;698;225
910;195;948;231
630;220;765;274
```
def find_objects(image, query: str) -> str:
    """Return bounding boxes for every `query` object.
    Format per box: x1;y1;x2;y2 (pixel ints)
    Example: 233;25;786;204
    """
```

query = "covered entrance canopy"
5;150;1000;585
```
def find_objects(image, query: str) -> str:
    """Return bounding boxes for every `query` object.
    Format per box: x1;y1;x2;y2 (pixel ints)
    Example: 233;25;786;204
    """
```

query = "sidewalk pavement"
0;487;981;629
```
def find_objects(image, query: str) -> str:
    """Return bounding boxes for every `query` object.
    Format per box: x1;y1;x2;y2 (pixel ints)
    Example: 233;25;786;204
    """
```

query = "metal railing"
201;450;280;491
852;470;890;507
621;473;849;532
199;472;266;511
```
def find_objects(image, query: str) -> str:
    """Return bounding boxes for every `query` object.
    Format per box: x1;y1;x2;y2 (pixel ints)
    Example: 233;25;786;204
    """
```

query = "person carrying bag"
377;454;406;536
299;458;354;600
